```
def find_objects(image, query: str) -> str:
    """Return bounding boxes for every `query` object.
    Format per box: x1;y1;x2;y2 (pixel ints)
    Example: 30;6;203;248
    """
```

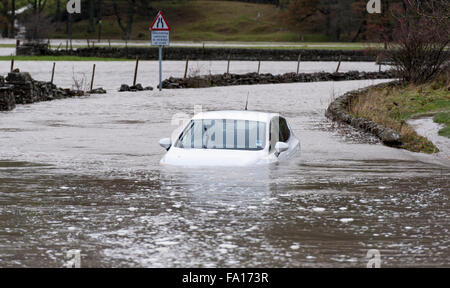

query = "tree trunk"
1;0;8;38
10;0;15;37
56;0;61;23
88;0;95;33
97;0;103;41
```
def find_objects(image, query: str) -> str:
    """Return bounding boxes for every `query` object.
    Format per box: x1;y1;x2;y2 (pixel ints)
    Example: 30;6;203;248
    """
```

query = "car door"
269;116;298;160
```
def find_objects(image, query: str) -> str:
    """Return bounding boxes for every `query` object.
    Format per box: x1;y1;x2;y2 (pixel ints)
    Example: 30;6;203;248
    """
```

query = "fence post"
10;58;14;72
296;54;302;74
90;64;96;91
257;59;261;74
227;55;231;74
336;55;342;73
184;56;189;79
50;62;56;84
133;56;139;86
376;54;382;72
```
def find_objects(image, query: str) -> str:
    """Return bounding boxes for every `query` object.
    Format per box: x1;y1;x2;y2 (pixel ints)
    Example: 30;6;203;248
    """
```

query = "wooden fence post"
257;59;261;74
133;57;139;86
376;54;382;72
50;62;55;84
296;54;302;74
336;55;342;73
227;55;231;74
90;64;96;91
184;56;189;79
10;58;14;72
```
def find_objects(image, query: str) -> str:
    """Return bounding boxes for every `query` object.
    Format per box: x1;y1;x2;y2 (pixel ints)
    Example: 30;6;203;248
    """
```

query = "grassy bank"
434;112;450;138
348;75;450;153
49;0;323;42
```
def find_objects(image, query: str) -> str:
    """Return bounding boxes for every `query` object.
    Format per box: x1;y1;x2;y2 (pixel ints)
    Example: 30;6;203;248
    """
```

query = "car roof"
192;110;279;123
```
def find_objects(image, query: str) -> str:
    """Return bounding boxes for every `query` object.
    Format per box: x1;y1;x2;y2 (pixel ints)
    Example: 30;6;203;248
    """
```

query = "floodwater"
7;60;388;90
0;64;449;267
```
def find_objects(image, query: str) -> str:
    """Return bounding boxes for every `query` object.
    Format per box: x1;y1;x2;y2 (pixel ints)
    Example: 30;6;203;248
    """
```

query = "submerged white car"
159;111;300;166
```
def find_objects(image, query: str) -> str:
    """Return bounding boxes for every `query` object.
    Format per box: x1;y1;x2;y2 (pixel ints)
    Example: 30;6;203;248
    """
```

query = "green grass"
434;112;450;138
0;56;132;61
349;76;450;153
49;0;332;43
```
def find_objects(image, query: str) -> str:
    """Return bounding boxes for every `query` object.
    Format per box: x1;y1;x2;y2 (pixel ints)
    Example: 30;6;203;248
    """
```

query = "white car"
159;110;300;166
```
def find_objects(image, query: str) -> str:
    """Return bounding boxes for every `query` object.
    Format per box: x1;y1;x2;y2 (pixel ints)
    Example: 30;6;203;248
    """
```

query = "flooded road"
0;77;449;267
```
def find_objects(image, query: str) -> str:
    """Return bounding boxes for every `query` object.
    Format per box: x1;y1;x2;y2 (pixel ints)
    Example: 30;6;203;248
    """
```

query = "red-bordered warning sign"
150;11;171;31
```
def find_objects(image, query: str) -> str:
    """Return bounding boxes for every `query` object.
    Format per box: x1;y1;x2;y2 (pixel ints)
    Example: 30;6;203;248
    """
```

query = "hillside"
49;0;327;42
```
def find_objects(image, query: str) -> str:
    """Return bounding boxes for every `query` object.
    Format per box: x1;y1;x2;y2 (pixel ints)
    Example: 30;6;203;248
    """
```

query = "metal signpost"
150;11;171;91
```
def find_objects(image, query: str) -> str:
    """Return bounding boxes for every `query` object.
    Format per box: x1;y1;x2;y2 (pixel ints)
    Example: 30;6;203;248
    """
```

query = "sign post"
150;11;171;91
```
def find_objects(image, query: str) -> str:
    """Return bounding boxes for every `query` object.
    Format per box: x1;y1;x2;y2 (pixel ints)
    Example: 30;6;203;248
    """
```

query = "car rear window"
175;119;266;150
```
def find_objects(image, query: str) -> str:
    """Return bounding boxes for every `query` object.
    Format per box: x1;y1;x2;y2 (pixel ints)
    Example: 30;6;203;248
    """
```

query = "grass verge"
348;75;450;153
434;112;450;138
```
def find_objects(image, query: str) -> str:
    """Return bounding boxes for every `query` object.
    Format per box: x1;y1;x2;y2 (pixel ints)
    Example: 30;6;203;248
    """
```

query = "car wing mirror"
275;142;289;155
159;138;172;150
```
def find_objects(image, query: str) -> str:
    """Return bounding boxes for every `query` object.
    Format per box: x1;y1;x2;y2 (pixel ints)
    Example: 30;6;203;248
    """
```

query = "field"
49;0;324;42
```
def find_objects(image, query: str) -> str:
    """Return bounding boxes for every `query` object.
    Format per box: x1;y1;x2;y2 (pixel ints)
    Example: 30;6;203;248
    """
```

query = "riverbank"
328;75;450;153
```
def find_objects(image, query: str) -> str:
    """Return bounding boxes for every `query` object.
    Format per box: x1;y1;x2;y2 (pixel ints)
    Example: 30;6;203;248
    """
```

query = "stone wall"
160;70;397;89
0;85;15;111
15;42;49;56
325;81;403;147
0;72;85;111
17;44;383;62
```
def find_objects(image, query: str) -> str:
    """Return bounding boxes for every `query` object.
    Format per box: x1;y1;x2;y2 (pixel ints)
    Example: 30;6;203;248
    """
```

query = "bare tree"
24;14;51;42
388;0;450;83
23;0;48;41
113;0;137;41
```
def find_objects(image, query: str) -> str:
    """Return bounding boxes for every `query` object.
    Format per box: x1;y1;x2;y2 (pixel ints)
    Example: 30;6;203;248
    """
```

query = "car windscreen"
175;119;266;150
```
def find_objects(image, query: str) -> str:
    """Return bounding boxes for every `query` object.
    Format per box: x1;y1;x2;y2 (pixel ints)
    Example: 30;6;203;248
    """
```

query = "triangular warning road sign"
150;11;171;31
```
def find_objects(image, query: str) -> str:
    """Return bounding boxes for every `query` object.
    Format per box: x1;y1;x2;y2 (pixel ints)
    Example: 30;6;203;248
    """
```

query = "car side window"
269;116;291;152
269;117;291;152
279;117;290;143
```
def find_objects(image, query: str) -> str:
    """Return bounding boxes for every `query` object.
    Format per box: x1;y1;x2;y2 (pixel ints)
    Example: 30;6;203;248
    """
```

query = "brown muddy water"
0;79;448;267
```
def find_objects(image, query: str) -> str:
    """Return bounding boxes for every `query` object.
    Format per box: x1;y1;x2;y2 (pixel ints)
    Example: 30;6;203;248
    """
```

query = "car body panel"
160;110;300;167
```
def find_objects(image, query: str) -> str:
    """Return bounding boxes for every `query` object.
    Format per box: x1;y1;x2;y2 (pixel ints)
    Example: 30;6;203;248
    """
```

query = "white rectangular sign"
151;31;170;46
